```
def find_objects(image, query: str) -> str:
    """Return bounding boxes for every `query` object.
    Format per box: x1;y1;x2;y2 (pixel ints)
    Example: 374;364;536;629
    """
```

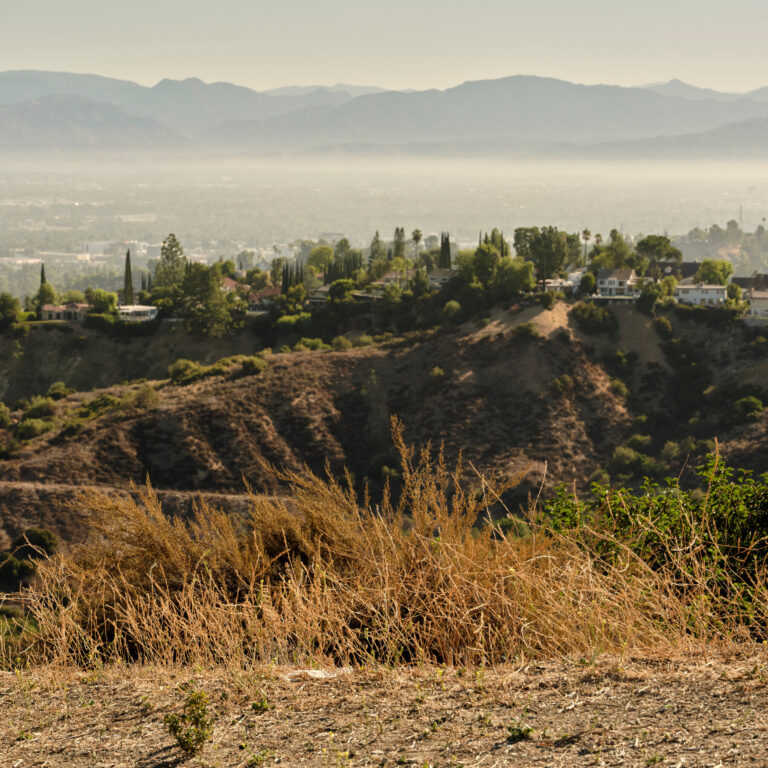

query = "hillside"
1;301;766;548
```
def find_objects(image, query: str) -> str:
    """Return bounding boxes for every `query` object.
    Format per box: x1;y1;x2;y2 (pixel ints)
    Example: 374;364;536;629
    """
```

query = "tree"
439;232;452;269
180;264;231;337
270;257;285;287
579;272;596;295
473;242;501;286
694;259;733;285
85;288;117;314
40;263;47;286
0;292;20;329
411;229;423;259
154;234;186;288
236;250;255;271
393;227;406;260
727;282;742;301
636;235;682;280
491;257;536;301
35;281;56;316
582;229;591;263
308;245;333;271
411;266;429;297
123;250;134;305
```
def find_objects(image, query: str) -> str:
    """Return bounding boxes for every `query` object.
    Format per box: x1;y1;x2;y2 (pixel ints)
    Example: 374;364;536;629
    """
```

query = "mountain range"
2;69;768;159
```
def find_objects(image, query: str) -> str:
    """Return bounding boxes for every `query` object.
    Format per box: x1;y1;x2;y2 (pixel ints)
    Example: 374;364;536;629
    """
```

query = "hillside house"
371;270;415;291
596;268;637;296
544;277;574;294
248;285;281;311
118;305;158;322
427;268;457;290
41;303;89;321
747;290;768;318
221;277;239;294
674;284;727;306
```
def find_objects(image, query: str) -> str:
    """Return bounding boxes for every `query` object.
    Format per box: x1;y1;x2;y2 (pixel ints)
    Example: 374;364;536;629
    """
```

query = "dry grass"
1;420;762;670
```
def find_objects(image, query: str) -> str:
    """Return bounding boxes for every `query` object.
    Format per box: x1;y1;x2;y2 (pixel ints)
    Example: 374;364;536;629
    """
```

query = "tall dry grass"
3;421;763;669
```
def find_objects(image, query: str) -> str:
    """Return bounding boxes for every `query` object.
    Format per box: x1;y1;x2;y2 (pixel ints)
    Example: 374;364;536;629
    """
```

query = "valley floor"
1;656;767;767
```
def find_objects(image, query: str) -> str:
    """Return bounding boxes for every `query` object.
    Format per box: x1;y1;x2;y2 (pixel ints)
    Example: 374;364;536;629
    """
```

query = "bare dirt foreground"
2;657;768;767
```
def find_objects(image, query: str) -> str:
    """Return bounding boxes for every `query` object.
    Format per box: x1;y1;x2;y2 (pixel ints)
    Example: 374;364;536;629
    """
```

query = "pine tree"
147;274;153;292
40;263;46;286
141;273;147;291
123;250;134;305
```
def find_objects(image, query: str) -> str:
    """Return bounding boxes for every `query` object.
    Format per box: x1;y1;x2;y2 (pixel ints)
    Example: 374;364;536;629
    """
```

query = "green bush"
511;322;539;340
47;381;74;400
240;356;267;376
13;398;29;411
165;689;213;756
16;419;54;440
429;366;445;380
354;334;374;347
572;301;617;334
548;374;574;396
23;396;56;420
538;291;564;310
609;379;629;399
730;396;764;424
79;393;122;418
332;335;353;351
0;403;11;428
0;553;35;589
441;299;461;322
168;358;205;385
653;315;673;339
295;337;330;351
627;434;652;451
11;527;58;559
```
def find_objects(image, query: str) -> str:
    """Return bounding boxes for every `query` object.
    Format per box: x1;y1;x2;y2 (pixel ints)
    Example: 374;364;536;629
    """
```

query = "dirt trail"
1;657;766;766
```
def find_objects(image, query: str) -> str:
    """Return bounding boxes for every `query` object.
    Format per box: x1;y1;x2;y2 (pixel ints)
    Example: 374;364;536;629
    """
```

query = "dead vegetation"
2;420;765;672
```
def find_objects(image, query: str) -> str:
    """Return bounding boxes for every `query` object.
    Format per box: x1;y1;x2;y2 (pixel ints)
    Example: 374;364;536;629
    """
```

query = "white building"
118;305;159;323
674;284;727;306
747;290;768;318
596;268;637;296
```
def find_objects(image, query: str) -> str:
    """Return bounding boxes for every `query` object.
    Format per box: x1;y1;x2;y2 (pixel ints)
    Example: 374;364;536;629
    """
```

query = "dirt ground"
2;656;768;767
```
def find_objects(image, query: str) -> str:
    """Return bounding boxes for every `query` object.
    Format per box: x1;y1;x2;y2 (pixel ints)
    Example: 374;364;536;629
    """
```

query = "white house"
544;277;574;293
747;290;768;318
118;305;159;322
596;268;638;296
674;284;727;306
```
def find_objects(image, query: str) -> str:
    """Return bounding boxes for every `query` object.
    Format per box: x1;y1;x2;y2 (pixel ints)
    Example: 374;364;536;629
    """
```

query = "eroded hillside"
0;301;766;547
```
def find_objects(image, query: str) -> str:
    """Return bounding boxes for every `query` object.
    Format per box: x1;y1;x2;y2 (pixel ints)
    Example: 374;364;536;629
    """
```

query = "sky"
4;0;768;93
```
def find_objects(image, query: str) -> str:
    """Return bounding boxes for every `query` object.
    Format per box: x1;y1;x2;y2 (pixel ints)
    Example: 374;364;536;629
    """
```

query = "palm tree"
412;229;423;261
582;229;591;264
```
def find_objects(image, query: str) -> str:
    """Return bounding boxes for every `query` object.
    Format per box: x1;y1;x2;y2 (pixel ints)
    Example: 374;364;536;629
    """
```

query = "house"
427;268;457;290
544;277;574;294
307;285;331;305
658;261;701;281
118;305;158;323
674;284;727;306
732;274;768;292
371;270;415;291
41;303;89;321
248;285;281;311
596;268;637;296
221;277;239;294
746;290;768;318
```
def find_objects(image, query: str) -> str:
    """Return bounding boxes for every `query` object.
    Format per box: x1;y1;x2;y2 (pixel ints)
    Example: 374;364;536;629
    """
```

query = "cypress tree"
141;273;147;292
123;250;134;305
147;274;153;292
40;263;46;286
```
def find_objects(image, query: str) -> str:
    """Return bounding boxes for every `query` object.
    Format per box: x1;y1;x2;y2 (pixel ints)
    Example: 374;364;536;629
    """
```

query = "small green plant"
507;717;533;743
248;749;272;765
251;691;272;713
429;366;445;380
47;381;74;400
164;689;214;756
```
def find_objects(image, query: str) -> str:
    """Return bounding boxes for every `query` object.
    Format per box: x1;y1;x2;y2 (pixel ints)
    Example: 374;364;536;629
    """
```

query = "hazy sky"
5;0;768;92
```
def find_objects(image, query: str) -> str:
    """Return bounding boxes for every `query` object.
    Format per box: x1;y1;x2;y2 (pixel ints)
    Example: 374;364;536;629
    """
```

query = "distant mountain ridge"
2;70;768;157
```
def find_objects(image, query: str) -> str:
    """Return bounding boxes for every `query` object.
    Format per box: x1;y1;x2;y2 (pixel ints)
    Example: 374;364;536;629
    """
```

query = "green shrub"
16;419;54;440
609;379;629;399
572;301;617;334
627;434;652;451
240;356;267;376
165;689;213;756
731;396;763;424
132;384;160;409
441;299;461;322
429;366;445;380
511;322;539;340
538;291;563;310
0;403;11;428
79;393;122;418
23;396;56;420
0;553;36;590
653;315;673;339
332;335;353;351
548;374;574;396
11;527;58;559
354;334;374;347
168;359;205;385
47;381;74;400
296;337;329;351
13;398;29;412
